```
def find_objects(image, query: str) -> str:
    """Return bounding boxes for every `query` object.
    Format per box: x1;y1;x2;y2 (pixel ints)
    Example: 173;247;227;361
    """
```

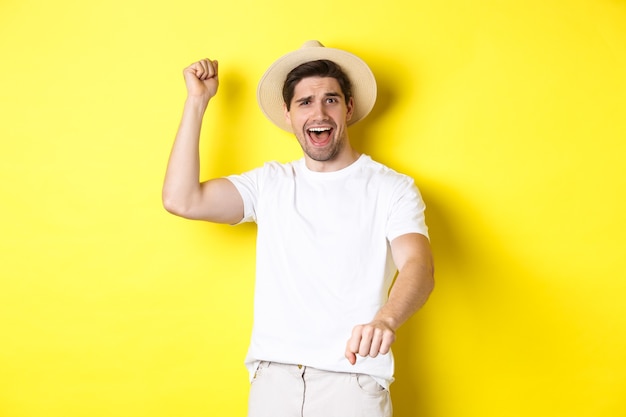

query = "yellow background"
1;0;625;416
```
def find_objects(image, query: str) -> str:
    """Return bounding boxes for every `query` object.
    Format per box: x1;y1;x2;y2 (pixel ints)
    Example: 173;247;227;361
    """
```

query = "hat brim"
257;42;377;133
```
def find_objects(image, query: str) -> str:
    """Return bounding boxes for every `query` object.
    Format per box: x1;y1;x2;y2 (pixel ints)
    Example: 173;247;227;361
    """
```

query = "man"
162;40;434;417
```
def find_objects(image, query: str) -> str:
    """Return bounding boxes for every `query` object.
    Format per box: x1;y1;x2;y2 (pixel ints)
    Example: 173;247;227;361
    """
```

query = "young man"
163;41;434;417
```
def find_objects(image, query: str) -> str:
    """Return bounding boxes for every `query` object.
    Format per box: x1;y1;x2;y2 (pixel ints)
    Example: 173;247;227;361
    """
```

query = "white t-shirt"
227;154;428;387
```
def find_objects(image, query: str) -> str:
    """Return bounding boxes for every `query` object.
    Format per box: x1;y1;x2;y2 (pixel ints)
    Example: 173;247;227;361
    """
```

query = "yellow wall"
1;0;625;416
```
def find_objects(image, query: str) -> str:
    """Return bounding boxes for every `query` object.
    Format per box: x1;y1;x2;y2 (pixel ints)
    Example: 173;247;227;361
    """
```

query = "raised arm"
345;232;434;364
162;59;244;224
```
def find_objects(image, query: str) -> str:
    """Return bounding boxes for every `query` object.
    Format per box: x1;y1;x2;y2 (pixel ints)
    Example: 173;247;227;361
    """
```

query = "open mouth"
307;126;333;146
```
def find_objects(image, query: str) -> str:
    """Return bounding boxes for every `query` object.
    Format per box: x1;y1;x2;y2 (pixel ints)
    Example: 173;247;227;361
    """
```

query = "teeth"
308;127;331;132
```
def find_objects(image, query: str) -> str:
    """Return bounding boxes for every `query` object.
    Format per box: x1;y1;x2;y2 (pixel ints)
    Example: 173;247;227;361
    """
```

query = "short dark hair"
282;59;353;111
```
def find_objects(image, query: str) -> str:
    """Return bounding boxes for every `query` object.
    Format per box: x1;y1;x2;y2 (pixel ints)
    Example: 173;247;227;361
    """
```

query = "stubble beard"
297;127;345;162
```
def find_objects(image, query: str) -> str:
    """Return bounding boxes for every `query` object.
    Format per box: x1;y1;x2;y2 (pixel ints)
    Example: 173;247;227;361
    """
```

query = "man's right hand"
183;59;219;103
163;57;244;224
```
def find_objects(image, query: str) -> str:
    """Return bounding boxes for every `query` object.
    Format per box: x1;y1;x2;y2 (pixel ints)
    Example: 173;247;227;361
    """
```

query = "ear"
345;97;355;122
283;102;291;125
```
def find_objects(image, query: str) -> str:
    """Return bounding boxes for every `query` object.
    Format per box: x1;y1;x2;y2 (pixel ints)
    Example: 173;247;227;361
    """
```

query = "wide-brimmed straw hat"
257;40;377;133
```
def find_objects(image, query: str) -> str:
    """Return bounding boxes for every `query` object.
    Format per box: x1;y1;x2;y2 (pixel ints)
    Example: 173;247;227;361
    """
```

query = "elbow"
162;191;191;218
162;196;180;216
418;261;435;300
427;271;435;297
162;190;209;221
426;263;435;294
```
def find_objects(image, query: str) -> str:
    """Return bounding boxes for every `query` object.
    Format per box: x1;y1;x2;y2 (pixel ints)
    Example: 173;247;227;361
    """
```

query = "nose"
311;101;328;120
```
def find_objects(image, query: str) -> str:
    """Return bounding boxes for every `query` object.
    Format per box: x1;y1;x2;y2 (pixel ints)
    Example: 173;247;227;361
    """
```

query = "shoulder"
360;155;415;186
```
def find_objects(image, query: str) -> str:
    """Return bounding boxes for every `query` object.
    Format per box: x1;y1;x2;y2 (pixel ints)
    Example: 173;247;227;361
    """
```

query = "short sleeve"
386;177;429;242
226;169;261;224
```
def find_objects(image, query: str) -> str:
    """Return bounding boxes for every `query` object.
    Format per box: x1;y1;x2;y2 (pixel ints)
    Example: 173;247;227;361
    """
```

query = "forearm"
345;233;434;364
374;259;434;331
162;96;209;213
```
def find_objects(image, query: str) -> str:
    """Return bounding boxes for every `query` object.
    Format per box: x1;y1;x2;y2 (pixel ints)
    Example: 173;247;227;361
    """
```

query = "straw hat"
257;40;377;133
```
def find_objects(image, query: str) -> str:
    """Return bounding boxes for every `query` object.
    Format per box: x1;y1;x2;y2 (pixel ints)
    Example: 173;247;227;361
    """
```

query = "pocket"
355;373;386;395
252;361;271;382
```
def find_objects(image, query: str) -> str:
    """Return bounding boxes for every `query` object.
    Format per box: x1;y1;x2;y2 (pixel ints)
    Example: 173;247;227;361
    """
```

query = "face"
284;76;354;166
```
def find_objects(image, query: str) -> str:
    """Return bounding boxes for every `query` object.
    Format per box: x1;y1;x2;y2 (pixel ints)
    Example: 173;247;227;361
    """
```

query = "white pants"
247;361;392;417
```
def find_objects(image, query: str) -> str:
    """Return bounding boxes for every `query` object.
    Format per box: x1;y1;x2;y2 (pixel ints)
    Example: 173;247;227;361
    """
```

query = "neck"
304;147;361;172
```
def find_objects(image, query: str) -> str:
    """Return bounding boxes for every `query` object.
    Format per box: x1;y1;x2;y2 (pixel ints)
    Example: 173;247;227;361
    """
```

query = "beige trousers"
247;361;392;417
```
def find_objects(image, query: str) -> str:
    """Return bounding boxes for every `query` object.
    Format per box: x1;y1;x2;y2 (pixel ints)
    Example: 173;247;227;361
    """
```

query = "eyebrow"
294;92;342;104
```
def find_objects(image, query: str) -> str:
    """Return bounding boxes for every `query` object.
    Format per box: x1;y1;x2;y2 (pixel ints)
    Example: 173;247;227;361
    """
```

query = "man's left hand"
345;320;396;365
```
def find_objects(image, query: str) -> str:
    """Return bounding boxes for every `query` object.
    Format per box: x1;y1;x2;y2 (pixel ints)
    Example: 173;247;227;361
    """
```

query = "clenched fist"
183;58;219;102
